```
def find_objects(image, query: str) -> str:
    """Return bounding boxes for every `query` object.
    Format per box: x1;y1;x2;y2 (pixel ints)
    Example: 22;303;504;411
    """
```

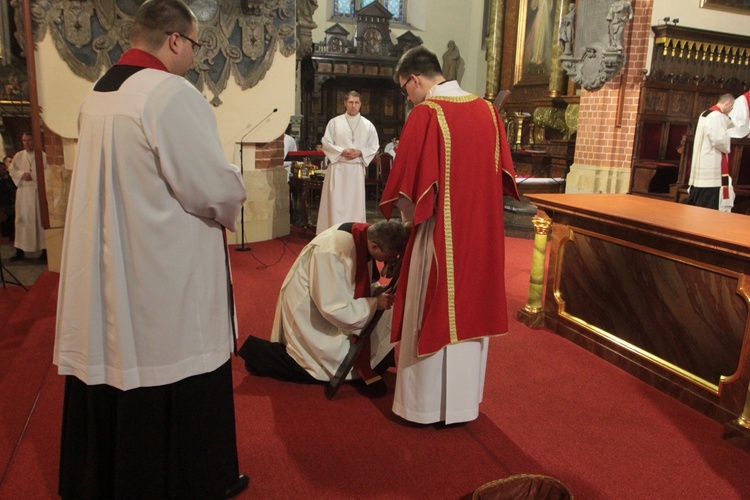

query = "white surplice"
690;108;734;212
9;149;46;252
316;113;379;234
270;226;394;381
729;94;750;139
54;69;246;391
392;81;489;425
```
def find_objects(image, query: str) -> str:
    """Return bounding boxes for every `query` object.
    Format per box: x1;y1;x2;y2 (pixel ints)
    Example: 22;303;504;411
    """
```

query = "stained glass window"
333;0;405;23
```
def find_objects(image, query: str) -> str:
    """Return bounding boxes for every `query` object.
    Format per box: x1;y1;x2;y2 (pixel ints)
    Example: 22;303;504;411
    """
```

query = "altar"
525;193;750;425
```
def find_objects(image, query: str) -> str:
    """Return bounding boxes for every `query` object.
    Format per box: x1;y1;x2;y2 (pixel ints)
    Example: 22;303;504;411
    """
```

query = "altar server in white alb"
684;93;735;212
729;90;750;139
8;132;46;262
316;90;379;234
54;1;248;498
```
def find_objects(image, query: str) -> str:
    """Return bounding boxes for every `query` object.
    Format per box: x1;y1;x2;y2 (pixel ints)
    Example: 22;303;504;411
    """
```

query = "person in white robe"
685;93;734;212
54;1;248;498
9;132;46;261
729;92;750;139
315;91;379;234
239;220;407;392
283;131;297;176
384;136;399;158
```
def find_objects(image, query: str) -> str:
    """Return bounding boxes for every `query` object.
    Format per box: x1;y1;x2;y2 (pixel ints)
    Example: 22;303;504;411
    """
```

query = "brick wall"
254;135;284;170
574;0;653;170
43;127;65;166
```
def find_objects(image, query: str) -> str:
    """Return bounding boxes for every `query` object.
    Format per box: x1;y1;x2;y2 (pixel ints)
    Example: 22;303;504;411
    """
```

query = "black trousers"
682;186;720;210
59;360;240;500
238;335;319;383
238;335;395;383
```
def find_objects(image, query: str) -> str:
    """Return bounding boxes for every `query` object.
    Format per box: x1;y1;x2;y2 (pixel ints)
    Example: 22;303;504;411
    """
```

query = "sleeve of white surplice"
358;121;380;167
706;114;731;155
729;96;750;138
143;78;246;231
321;117;345;164
308;248;377;333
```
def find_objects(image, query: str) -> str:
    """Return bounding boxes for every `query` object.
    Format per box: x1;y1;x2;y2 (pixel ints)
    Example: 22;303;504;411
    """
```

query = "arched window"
333;0;406;24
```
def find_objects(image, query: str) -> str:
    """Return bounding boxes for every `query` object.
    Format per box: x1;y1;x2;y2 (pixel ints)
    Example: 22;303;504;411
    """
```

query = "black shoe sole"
224;474;249;498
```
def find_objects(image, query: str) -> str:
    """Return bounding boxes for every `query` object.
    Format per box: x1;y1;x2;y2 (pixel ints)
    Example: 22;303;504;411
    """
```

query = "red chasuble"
380;95;519;356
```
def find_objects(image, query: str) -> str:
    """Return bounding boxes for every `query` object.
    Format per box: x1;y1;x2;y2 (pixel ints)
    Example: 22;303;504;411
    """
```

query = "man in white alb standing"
316;91;379;234
9;132;46;262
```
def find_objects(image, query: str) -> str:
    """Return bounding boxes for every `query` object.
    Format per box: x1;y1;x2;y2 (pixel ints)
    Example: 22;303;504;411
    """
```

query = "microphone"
240;108;279;143
236;107;278;252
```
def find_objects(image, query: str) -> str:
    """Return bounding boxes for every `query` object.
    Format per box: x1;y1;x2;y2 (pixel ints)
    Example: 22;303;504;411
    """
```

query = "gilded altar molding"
12;0;296;106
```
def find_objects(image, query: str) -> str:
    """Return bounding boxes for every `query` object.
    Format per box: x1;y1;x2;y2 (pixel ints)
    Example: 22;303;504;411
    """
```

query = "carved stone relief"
559;0;632;91
12;0;296;106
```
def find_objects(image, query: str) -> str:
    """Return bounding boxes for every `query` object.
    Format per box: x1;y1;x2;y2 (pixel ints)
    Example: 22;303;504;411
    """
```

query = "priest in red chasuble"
380;46;519;425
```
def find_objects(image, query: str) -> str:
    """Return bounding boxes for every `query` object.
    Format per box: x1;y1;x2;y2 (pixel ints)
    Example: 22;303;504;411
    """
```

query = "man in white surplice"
9;132;47;261
238;220;407;390
316;91;379;234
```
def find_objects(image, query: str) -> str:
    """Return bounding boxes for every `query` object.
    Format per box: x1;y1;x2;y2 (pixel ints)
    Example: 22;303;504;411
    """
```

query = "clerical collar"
115;49;169;72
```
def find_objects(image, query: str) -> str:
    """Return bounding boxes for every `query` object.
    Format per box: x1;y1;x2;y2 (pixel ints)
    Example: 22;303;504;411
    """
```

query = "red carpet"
1;234;750;499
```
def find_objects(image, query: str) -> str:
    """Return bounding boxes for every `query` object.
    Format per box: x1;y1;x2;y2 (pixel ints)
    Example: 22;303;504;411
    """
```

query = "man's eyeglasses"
400;74;419;96
165;32;203;51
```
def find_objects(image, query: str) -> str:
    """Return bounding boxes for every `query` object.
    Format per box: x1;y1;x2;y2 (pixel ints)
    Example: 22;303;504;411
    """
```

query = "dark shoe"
353;377;388;398
9;249;24;262
374;348;396;375
38;250;47;263
224;474;249;498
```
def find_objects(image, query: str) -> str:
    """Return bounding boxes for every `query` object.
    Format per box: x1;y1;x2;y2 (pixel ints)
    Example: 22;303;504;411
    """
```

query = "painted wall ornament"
559;0;632;91
12;0;296;106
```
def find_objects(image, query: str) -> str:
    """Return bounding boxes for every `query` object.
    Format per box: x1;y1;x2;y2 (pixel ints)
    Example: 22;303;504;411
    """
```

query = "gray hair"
367;220;408;256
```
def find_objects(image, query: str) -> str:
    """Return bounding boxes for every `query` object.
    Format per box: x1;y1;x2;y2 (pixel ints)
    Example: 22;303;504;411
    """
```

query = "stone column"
484;0;505;102
517;216;552;328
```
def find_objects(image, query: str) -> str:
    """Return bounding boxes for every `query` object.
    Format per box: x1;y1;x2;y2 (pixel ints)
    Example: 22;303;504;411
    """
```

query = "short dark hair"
367;220;408;257
344;90;361;100
394;46;442;83
130;0;196;51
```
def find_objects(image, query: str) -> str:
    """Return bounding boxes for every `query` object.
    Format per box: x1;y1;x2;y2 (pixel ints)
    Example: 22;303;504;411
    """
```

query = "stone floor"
0;242;47;288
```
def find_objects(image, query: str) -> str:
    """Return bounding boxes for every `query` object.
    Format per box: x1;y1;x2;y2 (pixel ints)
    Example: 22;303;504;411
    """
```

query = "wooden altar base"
526;193;750;428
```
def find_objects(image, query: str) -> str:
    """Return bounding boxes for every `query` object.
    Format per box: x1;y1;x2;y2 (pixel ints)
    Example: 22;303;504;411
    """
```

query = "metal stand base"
0;262;28;291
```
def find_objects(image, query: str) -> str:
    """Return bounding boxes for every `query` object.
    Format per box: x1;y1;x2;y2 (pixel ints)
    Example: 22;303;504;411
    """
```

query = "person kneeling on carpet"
239;220;407;396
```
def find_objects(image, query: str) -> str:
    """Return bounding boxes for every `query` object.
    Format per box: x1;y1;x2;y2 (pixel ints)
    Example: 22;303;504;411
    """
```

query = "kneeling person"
239;220;407;388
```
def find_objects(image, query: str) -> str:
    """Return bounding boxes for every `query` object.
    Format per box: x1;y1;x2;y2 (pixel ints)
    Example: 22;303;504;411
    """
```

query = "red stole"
339;223;380;383
709;105;731;200
348;223;379;299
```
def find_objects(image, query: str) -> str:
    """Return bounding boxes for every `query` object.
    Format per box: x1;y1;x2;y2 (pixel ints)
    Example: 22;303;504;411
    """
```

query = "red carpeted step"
0;272;59;383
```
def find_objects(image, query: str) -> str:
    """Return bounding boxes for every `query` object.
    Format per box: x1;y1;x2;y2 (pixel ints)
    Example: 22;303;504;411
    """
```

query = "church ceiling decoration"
11;0;296;106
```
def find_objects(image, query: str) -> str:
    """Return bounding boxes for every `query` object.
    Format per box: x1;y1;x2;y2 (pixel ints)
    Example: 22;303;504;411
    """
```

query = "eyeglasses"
400;74;419;96
165;31;203;51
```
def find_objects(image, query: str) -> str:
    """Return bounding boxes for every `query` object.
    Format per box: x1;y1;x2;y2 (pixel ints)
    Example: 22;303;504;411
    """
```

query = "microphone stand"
235;107;278;252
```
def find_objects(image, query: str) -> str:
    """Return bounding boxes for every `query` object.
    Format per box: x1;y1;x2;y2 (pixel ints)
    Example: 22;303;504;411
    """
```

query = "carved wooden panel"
641;88;668;114
668;91;693;117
